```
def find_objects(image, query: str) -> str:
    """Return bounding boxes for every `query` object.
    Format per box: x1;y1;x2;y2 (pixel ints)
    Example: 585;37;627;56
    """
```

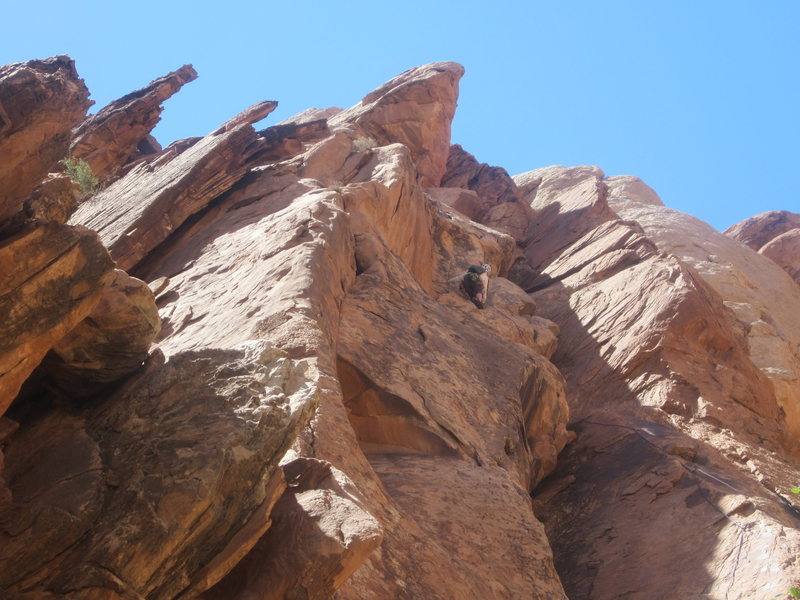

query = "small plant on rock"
60;157;100;197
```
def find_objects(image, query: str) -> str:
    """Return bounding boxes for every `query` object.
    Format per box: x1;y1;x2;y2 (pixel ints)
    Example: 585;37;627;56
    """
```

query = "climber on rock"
459;264;491;309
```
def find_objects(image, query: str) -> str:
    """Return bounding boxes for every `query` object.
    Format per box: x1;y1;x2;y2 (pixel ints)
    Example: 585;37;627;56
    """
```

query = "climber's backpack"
461;268;485;297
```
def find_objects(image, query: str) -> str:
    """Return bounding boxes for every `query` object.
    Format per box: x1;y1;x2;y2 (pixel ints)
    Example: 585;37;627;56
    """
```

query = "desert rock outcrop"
70;64;198;181
514;166;800;600
0;56;91;229
726;210;800;287
1;55;799;600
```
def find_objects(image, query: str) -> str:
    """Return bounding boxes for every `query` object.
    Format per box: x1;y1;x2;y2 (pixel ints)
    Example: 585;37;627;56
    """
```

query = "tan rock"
425;186;482;220
0;56;91;228
370;455;568;600
0;343;318;598
515;166;800;599
0;222;114;416
338;234;570;489
70;101;277;271
329;62;463;187
23;174;81;224
759;227;800;285
44;269;161;396
606;177;800;443
201;456;382;600
70;65;198;181
724;209;800;250
440;144;535;240
333;238;569;598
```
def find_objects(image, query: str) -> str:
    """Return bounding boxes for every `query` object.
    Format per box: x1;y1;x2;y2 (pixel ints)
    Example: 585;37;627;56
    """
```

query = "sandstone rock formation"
0;222;115;415
514;166;800;600
70;64;198;181
2;55;799;600
0;56;91;229
726;210;800;287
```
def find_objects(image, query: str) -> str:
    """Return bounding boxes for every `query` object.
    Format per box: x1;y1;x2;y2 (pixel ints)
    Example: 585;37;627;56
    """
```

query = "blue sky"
4;1;798;230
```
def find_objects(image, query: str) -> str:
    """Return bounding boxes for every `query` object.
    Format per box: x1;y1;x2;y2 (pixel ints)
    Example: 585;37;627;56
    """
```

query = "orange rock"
44;269;161;396
70;65;197;181
0;56;91;228
0;222;114;416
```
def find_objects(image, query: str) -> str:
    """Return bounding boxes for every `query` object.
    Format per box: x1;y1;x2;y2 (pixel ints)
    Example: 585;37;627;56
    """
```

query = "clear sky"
4;1;798;231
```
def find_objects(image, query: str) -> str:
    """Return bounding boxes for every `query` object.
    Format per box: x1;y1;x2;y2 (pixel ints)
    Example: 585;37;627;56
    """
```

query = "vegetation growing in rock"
60;156;100;197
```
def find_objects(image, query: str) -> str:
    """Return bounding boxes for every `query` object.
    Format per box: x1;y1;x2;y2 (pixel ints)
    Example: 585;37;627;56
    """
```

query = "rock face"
607;185;800;444
43;269;161;396
726;210;800;286
0;56;91;229
514;166;800;600
0;223;115;415
2;56;800;600
70;64;198;181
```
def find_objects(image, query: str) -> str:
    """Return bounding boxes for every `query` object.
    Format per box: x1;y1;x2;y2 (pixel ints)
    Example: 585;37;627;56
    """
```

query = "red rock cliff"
0;57;798;600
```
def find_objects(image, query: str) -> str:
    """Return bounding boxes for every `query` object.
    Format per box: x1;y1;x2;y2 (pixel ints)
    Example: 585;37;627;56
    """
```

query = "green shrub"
60;157;100;197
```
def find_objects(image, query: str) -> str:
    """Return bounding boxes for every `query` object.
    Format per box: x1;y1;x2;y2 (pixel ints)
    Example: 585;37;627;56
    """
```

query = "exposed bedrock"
0;56;91;229
70;64;198;181
513;165;800;600
1;53;799;600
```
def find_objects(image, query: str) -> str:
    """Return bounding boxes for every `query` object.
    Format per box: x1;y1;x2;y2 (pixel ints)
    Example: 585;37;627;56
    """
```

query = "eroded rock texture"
726;210;800;287
514;166;800;600
0;56;91;229
1;54;799;600
70;64;198;181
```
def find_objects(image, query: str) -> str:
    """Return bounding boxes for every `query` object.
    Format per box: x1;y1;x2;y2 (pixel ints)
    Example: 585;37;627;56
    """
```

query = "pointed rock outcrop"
329;62;463;187
70;64;198;180
70;100;277;271
0;56;91;229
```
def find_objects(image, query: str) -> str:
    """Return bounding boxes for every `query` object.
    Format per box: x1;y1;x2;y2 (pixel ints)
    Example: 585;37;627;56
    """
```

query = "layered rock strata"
513;166;800;600
726;210;800;287
1;54;799;600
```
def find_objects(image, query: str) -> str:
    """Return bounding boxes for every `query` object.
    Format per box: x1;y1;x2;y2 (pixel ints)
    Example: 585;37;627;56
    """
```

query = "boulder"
23;174;81;224
43;269;161;396
0;222;114;416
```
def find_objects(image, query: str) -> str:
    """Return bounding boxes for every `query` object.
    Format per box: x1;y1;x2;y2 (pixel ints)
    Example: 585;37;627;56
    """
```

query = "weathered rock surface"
3;54;800;600
0;343;317;599
329;62;463;187
43;269;161;396
607;178;800;443
440;143;535;241
0;223;114;416
70;64;198;181
70;100;278;271
725;210;800;287
724;209;800;251
760;227;800;285
0;56;91;228
201;455;382;600
517;166;800;600
22;174;81;224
